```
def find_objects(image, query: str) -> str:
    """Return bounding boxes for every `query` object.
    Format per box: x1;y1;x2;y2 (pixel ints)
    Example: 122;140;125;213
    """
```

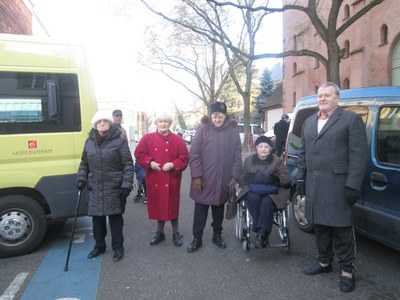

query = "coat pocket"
333;165;348;174
109;171;123;189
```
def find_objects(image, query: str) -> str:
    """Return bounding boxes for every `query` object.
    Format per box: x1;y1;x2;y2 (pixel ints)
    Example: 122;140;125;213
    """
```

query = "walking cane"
64;190;82;272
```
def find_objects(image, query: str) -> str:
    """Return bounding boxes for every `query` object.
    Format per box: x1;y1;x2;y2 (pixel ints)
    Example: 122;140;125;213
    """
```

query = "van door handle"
370;172;387;184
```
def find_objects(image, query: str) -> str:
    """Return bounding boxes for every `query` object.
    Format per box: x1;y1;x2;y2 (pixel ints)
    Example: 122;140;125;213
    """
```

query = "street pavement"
1;154;400;300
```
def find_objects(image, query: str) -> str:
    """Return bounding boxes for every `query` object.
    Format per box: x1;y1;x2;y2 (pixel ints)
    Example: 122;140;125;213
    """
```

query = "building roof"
261;82;283;109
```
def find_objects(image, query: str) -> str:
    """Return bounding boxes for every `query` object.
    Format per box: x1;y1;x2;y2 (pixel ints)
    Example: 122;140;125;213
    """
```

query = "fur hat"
255;135;273;148
209;101;227;115
91;111;114;128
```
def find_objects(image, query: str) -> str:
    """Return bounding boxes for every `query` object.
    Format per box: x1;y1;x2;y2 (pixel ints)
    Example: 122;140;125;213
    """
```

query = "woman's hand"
150;160;161;171
162;162;174;172
193;177;204;193
228;177;237;188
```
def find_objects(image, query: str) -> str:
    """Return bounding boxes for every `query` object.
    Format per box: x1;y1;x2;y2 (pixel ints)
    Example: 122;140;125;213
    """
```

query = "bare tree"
207;0;385;84
140;0;267;148
139;12;233;112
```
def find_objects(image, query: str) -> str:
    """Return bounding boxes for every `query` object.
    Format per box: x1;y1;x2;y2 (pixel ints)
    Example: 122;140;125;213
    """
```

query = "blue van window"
342;105;368;124
377;106;400;166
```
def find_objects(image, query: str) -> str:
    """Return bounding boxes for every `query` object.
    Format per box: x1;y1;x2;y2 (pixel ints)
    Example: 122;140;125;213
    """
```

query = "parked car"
238;123;265;145
285;87;400;251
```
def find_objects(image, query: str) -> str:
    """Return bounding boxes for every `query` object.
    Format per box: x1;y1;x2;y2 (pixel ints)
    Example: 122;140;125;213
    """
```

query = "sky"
32;0;283;118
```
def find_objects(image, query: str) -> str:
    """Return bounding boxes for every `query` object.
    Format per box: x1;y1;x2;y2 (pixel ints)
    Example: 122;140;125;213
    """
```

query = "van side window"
377;106;400;166
0;72;82;134
292;107;318;138
342;105;369;124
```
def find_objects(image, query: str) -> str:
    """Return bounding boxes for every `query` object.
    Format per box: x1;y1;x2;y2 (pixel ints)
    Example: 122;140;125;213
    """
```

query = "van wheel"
0;196;47;258
291;192;314;233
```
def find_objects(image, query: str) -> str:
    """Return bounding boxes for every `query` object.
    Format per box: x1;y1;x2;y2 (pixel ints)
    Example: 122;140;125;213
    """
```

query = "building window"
343;40;350;58
342;78;350;89
343;4;350;20
293;34;297;51
380;24;388;45
314;58;319;69
315;86;319;94
292;92;296;107
293;62;297;75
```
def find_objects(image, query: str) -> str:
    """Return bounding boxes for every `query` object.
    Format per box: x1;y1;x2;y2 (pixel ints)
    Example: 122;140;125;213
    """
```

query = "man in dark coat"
187;101;242;253
77;111;133;262
296;82;368;293
274;114;290;157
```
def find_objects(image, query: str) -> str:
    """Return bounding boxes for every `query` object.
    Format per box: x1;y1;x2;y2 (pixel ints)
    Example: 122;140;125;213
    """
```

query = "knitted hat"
255;135;273;148
209;101;227;115
91;111;114;128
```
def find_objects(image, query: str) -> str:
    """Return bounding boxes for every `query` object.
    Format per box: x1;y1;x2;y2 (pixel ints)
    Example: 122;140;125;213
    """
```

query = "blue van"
285;87;400;251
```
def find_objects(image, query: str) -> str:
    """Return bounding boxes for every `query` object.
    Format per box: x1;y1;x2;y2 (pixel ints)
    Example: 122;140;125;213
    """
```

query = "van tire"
0;195;47;258
291;192;314;233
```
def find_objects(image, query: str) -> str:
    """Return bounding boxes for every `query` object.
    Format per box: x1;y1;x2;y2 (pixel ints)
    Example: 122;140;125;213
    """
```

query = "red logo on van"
28;140;37;149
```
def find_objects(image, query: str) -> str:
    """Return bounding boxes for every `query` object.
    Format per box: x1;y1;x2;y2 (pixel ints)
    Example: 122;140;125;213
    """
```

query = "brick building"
282;0;400;113
0;0;32;34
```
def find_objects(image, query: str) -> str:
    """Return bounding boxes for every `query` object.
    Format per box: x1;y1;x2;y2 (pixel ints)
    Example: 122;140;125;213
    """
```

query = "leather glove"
270;173;280;186
345;187;360;205
228;177;237;188
77;179;86;191
254;170;270;184
193;177;204;193
296;179;305;195
120;188;131;200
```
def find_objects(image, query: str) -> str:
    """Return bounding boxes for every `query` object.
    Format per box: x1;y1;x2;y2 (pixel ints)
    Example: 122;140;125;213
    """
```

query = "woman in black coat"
77;111;134;262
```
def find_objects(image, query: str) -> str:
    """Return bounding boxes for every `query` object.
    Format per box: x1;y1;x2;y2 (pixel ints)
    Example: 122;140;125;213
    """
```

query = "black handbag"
225;186;237;220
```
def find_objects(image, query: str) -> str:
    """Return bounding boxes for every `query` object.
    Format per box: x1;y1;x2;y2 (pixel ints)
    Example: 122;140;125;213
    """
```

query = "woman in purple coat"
187;101;242;253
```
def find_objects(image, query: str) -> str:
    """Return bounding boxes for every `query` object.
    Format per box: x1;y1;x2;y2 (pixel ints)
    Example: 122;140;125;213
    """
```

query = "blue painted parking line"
20;225;102;300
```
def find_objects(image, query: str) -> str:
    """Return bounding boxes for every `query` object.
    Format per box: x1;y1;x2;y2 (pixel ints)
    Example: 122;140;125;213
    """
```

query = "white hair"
154;113;173;124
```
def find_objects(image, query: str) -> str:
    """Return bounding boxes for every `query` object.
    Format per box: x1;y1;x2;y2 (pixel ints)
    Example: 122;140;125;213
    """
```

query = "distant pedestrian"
77;111;133;262
274;114;290;157
112;109;128;141
187;101;242;253
297;82;368;293
134;113;190;247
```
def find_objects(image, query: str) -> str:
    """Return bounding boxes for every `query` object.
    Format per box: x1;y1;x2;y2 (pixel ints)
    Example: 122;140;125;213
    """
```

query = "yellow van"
0;34;97;257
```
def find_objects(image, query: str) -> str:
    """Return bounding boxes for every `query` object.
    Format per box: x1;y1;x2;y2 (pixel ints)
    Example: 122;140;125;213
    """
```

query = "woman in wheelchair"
237;136;291;248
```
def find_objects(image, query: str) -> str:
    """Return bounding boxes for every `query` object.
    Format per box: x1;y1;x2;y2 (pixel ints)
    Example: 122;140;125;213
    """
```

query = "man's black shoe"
187;238;202;253
212;233;227;249
173;232;183;247
303;263;332;275
150;231;165;245
87;248;105;259
112;248;124;262
340;275;355;293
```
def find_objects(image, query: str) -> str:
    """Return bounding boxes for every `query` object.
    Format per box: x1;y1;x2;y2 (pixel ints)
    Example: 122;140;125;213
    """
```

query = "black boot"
150;231;165;245
254;229;268;249
212;233;227;249
173;232;183;247
187;238;202;253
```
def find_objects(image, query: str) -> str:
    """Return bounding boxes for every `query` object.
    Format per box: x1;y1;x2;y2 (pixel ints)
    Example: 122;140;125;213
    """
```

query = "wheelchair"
235;196;290;251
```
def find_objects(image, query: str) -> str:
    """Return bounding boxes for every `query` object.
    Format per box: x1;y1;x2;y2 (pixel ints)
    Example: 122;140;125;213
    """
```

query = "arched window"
293;35;297;51
314;58;320;69
381;24;388;45
293;62;297;75
343;4;350;20
293;92;297;107
342;78;350;90
315;86;319;94
343;40;350;58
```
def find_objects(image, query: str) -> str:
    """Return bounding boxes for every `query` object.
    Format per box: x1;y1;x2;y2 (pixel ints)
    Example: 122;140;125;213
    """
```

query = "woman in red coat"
134;113;190;247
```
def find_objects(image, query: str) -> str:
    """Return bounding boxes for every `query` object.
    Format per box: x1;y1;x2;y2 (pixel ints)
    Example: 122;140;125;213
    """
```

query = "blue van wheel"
291;192;314;233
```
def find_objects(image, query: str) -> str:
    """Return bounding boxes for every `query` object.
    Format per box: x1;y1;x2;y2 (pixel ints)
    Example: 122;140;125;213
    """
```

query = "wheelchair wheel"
276;208;290;250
